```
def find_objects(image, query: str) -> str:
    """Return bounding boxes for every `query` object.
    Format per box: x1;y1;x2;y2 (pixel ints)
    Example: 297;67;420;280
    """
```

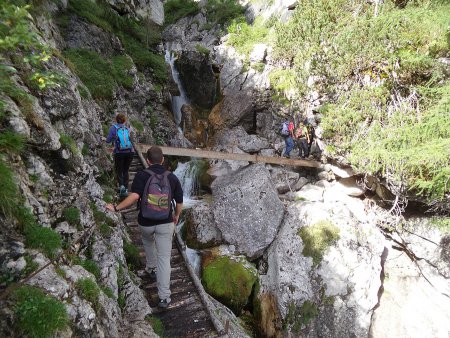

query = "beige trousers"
139;222;175;300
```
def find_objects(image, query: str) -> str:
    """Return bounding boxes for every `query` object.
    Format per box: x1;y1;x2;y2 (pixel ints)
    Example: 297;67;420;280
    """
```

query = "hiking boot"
158;298;171;309
145;267;156;280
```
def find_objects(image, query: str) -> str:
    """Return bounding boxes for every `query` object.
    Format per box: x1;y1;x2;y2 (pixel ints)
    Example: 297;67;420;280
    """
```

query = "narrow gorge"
0;0;449;337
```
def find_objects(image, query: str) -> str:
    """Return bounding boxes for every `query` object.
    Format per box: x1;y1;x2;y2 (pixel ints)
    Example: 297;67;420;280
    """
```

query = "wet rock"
209;91;254;132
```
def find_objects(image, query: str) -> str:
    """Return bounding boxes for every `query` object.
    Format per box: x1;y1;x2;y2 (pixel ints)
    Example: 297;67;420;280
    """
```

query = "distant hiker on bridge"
105;113;134;198
296;120;310;159
106;146;184;309
280;117;295;158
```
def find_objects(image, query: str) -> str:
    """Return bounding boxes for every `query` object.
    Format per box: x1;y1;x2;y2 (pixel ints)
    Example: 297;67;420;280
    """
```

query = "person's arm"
173;203;183;225
105;126;116;144
106;192;139;212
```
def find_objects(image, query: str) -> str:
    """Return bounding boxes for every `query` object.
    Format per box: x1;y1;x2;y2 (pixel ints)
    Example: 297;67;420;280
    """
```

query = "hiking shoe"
158;298;171;309
145;267;156;280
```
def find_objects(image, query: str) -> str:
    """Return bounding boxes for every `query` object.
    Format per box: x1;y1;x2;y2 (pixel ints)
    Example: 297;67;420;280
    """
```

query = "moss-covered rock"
201;254;257;314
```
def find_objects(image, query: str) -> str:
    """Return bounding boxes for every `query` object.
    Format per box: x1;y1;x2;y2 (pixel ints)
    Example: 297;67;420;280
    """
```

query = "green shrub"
111;55;134;89
164;0;200;26
205;0;245;26
59;133;78;154
75;278;100;309
75;259;101;281
130;119;144;132
227;16;270;57
63;48;115;99
24;224;62;259
63;206;80;226
195;44;210;56
298;220;340;266
0;130;25;154
101;286;114;299
123;240;142;270
13;286;68;338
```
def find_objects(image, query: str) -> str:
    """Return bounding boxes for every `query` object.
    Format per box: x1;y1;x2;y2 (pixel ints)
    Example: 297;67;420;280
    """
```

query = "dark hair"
147;146;164;164
116;113;126;124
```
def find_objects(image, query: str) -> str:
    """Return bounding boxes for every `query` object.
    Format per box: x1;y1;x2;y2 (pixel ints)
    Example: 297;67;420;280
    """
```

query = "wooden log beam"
137;144;322;168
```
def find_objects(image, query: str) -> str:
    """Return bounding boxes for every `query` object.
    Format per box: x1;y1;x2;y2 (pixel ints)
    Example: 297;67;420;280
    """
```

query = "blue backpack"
141;169;172;220
114;124;132;151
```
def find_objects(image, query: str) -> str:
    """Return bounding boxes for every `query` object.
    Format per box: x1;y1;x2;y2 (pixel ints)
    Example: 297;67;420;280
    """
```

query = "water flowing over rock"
176;51;217;110
211;164;284;259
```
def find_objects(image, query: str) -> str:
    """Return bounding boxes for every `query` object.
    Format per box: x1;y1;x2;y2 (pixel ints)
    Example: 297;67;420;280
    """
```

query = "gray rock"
268;166;300;194
211;164;284;259
209;91;254;132
185;201;223;248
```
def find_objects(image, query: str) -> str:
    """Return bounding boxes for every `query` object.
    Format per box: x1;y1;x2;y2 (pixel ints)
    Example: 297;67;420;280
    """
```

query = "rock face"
176;51;217;110
185;201;223;249
106;0;164;26
257;195;385;338
209;91;255;132
211;164;284;259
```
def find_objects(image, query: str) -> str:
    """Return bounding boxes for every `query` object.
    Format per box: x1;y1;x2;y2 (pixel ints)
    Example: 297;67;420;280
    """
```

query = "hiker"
105;113;134;198
295;121;310;159
306;122;315;154
281;117;295;158
105;146;183;309
314;121;325;159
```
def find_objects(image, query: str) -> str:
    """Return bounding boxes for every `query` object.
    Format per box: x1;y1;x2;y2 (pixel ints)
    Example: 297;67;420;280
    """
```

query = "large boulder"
106;0;164;26
210;126;270;153
202;252;258;314
208;91;254;132
184;201;223;249
176;51;217;110
211;164;284;259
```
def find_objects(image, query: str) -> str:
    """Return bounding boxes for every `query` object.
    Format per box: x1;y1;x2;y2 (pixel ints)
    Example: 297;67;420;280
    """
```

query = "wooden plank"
137;144;322;168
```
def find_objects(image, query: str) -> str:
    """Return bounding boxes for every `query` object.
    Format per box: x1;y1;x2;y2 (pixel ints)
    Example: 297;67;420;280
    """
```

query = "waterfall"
174;160;203;275
165;50;189;126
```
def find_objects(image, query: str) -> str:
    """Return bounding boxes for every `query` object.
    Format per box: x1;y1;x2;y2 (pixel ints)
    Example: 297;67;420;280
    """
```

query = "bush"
0;130;25;154
24;224;62;259
164;0;200;26
123;240;142;270
13;286;68;338
111;55;134;89
74;258;101;281
63;206;80;226
205;0;245;26
75;278;100;309
298;220;340;266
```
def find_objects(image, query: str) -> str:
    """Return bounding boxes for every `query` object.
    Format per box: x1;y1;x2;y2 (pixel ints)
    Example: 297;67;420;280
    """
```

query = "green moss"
123;240;142;270
298;220;340;266
284;300;318;332
55;267;66;278
430;217;450;233
147;316;165;336
99;222;113;237
164;0;200;26
75;278;100;310
13;286;68;338
24;224;62;259
202;255;257;314
63;206;80;226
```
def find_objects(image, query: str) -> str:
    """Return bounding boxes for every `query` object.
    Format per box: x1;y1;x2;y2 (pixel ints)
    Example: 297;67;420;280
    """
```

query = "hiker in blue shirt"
105;113;134;197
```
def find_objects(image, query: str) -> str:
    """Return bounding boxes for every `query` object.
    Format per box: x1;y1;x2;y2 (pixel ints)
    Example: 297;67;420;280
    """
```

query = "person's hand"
106;203;115;212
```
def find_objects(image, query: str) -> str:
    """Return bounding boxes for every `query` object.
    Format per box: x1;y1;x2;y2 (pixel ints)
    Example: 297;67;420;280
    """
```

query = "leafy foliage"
13;286;68;338
204;0;245;26
164;0;200;26
63;206;80;226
